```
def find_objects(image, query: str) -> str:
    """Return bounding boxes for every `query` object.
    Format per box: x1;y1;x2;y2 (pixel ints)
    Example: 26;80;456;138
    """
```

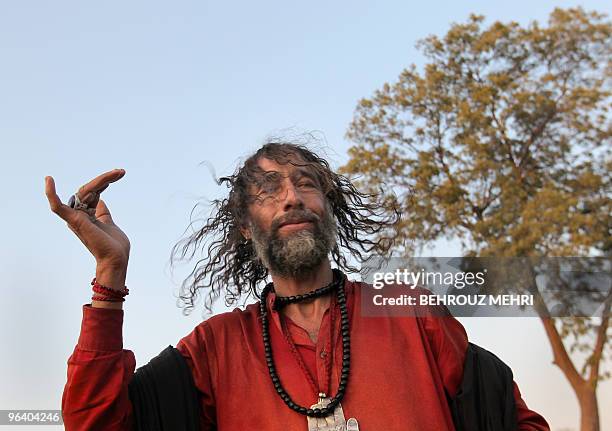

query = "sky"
1;1;610;430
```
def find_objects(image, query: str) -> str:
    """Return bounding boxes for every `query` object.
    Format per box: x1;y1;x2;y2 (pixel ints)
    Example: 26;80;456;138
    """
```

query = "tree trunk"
577;385;599;431
538;315;602;431
530;261;605;431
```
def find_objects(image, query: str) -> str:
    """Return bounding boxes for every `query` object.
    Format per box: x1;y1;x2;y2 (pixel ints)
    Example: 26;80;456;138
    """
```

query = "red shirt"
62;278;550;430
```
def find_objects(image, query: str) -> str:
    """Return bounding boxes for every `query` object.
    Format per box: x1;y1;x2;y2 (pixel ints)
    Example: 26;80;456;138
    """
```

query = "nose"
280;179;304;211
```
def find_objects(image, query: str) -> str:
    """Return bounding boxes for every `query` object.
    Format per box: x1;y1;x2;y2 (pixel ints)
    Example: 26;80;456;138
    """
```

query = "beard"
250;202;337;278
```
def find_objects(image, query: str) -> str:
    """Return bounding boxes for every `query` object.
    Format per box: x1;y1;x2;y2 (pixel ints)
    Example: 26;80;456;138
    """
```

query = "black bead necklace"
272;278;337;310
259;268;351;418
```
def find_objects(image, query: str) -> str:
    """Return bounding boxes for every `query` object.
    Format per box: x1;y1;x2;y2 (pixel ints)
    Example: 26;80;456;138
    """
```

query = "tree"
341;8;611;431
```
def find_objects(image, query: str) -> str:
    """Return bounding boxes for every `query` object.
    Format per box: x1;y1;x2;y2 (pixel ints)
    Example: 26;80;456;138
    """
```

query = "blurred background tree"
341;8;611;431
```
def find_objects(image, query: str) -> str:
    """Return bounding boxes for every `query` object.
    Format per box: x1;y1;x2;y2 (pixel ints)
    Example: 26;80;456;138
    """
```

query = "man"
46;142;550;430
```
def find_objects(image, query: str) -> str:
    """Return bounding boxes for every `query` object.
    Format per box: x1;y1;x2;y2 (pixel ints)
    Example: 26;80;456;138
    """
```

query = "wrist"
95;263;127;290
91;299;124;310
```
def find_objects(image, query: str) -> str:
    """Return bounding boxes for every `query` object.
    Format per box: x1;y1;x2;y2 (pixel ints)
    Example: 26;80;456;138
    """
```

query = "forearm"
514;382;550;431
62;305;135;430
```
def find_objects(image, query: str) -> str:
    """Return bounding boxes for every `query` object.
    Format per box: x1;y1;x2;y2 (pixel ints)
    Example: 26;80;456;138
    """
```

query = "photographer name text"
372;293;534;307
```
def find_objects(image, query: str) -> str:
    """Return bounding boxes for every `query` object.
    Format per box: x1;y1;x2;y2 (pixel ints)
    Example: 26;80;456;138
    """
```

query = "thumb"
95;199;114;225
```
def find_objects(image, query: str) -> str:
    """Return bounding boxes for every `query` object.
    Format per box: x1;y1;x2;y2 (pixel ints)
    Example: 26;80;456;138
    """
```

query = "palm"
45;169;130;266
77;211;130;262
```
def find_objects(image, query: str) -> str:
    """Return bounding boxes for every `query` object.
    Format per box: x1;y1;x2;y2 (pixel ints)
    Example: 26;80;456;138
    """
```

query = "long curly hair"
171;140;400;314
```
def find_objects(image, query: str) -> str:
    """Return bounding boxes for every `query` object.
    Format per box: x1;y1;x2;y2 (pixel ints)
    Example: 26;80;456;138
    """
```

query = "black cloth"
128;342;517;431
449;342;518;431
128;345;201;431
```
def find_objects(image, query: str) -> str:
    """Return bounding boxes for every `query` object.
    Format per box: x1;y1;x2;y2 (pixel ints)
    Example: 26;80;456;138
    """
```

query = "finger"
95;199;114;225
78;169;125;199
46;176;99;232
45;176;75;221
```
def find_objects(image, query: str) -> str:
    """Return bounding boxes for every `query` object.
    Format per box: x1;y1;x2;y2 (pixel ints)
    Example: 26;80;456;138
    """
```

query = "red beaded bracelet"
92;294;125;302
91;278;129;297
92;284;127;298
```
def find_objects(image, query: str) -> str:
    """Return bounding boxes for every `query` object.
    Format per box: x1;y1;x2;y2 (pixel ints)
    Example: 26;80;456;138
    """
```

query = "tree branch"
527;262;585;391
588;288;612;386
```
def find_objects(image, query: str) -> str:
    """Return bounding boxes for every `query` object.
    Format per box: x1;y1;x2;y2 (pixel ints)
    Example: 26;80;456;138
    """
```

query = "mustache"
271;210;319;232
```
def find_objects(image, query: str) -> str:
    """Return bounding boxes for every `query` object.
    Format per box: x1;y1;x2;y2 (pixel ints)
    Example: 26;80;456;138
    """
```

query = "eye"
297;180;316;188
257;172;282;194
294;173;319;190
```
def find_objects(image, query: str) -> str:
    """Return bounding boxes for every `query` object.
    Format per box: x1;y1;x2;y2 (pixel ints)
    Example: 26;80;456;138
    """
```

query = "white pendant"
306;395;359;431
346;417;359;431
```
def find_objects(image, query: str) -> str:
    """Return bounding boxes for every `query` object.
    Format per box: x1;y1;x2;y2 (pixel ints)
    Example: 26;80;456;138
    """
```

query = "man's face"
243;156;337;278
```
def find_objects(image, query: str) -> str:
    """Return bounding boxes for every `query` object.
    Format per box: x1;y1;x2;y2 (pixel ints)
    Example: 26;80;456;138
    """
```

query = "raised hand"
45;169;130;296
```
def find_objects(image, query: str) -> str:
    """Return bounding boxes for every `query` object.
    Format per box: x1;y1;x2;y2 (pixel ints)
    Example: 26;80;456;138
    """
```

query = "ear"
240;223;252;240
